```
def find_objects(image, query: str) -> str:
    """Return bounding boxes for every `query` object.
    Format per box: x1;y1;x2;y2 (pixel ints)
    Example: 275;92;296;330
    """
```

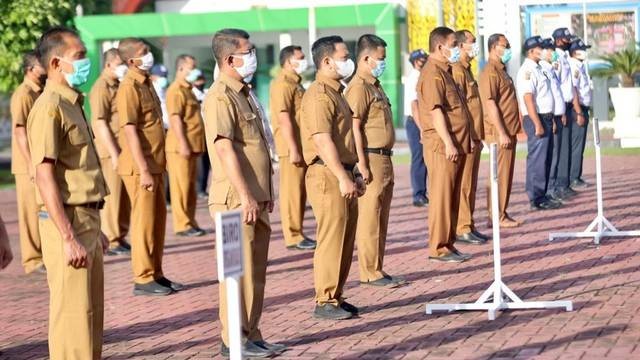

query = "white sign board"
215;210;243;280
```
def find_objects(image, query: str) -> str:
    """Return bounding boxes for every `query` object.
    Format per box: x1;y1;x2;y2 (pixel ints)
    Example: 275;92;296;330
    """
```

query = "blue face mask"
447;46;461;64
185;68;202;83
371;59;386;78
501;48;513;63
62;58;91;87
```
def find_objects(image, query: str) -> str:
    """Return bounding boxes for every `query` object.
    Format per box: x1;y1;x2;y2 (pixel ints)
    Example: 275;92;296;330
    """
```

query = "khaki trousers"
210;192;271;346
424;149;465;257
122;174;166;284
99;158;130;247
15;174;42;273
355;154;394;282
39;206;103;360
306;165;357;305
278;157;307;247
167;152;200;233
487;137;517;221
456;146;481;235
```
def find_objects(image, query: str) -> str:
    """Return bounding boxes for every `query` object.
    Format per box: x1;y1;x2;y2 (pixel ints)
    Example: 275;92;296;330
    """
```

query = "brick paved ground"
1;155;640;360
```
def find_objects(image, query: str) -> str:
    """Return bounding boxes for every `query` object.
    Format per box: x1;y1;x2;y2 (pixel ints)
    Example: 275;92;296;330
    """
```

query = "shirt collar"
218;72;247;94
459;57;471;70
355;68;378;85
524;57;540;68
126;67;149;84
282;68;302;84
24;78;42;93
316;73;343;93
488;58;506;71
100;70;118;87
46;81;82;104
178;78;192;89
431;57;451;73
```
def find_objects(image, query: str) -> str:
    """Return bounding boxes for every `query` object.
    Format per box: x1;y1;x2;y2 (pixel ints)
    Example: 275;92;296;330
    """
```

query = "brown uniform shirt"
478;58;521;141
165;79;205;154
116;68;166;175
27;82;108;206
300;73;357;166
203;72;273;204
345;70;395;150
452;59;484;141
10;78;42;174
417;58;472;154
269;69;304;157
89;71;120;159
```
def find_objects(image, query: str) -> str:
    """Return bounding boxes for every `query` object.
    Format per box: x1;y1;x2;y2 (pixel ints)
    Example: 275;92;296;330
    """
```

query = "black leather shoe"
156;277;185;292
119;240;131;250
456;232;486;245
314;303;353;320
253;340;288;354
295;238;316;250
471;230;490;241
450;247;472;260
413;197;429;207
547;192;565;203
571;178;589;189
562;187;579;197
428;252;466;263
220;342;274;358
530;200;561;210
107;244;131;256
340;301;359;315
133;281;173;296
360;274;406;288
176;227;206;237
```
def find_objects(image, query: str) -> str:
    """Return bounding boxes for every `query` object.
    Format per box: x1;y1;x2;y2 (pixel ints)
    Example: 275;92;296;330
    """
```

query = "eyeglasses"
233;48;256;57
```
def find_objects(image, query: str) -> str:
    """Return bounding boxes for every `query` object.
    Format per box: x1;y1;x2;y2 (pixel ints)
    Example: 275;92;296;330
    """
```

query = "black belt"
539;113;553;118
365;148;393;156
77;201;105;210
311;157;355;172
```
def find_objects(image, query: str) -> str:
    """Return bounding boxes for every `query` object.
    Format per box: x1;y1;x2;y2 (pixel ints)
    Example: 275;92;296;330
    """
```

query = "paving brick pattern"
1;155;640;359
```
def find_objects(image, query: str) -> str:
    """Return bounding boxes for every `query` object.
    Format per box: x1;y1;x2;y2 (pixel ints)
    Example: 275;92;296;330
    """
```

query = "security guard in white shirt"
540;38;567;202
552;27;580;199
517;36;561;211
568;38;592;189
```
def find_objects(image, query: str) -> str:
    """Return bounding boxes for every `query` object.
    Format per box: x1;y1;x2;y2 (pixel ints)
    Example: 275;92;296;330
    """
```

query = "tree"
591;45;640;88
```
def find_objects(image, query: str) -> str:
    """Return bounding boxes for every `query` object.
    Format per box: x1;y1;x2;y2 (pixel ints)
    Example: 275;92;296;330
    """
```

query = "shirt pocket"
446;89;461;109
67;120;89;146
239;112;259;139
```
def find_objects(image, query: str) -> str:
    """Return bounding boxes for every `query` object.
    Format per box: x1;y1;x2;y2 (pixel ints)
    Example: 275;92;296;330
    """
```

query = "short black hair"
487;33;505;51
454;30;472;46
36;26;79;70
212;28;250;64
429;26;454;53
356;34;387;59
118;38;147;63
311;35;344;69
22;50;40;74
175;54;195;71
279;45;302;67
102;48;120;65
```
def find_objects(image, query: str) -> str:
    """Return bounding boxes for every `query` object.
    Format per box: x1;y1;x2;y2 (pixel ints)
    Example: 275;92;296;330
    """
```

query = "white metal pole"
227;277;242;360
582;1;588;40
490;144;501;304
308;6;317;56
593;118;604;233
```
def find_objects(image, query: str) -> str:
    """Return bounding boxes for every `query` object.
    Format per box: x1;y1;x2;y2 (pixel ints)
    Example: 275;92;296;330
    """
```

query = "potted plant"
591;45;640;119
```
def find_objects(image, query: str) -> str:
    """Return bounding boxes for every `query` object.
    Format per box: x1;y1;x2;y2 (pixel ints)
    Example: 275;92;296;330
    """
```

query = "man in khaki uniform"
166;54;206;237
301;35;364;320
452;30;489;245
417;27;472;263
117;38;182;296
10;50;46;273
478;34;522;227
269;45;315;251
346;34;404;287
90;48;131;256
205;29;285;358
28;27;108;359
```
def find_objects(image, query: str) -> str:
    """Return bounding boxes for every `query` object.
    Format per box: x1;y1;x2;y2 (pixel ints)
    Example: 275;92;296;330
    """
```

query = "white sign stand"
216;210;244;360
426;144;573;320
549;118;640;245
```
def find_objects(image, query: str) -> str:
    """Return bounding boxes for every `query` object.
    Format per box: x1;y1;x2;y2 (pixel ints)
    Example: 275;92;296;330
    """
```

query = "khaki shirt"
345;70;395;150
478;58;521;141
300;73;358;165
89;71;120;159
452;59;484;141
165;79;205;154
116;68;166;175
269;69;304;157
27;82;108;206
416;58;472;154
203;72;273;205
10;78;42;174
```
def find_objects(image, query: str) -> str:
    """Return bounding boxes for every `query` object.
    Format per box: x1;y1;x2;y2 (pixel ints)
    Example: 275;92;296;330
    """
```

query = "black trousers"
570;105;590;183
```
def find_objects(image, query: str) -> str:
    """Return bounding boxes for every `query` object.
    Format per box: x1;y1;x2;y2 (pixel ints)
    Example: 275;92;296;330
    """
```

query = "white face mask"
136;52;154;71
293;59;308;74
114;64;128;81
333;58;355;79
574;50;587;61
468;43;480;59
233;52;258;83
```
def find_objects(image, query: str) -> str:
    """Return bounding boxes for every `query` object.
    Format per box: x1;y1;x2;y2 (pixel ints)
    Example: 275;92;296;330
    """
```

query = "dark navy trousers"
406;116;428;201
547;115;564;196
524;114;554;204
570;106;590;183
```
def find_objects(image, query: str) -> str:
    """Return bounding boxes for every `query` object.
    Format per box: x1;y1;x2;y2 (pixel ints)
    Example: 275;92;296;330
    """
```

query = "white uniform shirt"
554;48;574;103
403;68;420;119
568;57;592;107
540;60;566;116
516;57;554;117
152;81;170;129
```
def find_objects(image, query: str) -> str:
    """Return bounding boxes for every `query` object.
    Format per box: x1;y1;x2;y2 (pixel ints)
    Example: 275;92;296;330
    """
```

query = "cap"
150;64;168;77
523;36;544;51
569;38;592;52
409;49;428;64
552;27;572;40
541;38;555;50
